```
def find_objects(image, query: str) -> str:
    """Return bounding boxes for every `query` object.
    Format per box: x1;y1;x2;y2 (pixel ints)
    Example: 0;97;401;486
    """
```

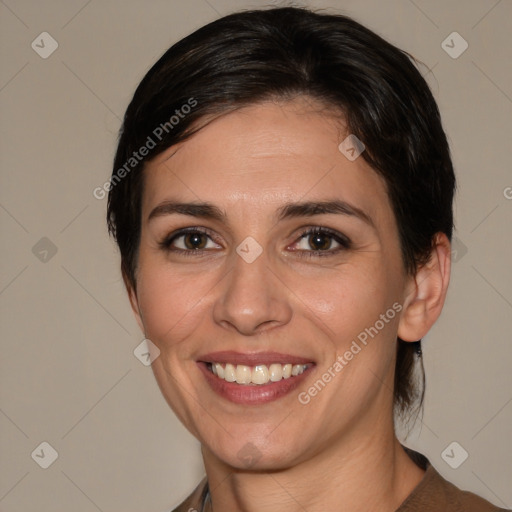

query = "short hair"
107;7;455;419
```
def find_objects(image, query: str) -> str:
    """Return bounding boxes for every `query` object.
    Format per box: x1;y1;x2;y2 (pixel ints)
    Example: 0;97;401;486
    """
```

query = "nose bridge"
213;244;291;334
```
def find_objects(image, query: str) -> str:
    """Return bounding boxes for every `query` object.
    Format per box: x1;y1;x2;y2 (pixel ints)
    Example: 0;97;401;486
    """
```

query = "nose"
212;250;293;336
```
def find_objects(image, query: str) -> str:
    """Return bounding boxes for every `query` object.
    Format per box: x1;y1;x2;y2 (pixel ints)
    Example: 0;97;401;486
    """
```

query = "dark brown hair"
107;7;455;418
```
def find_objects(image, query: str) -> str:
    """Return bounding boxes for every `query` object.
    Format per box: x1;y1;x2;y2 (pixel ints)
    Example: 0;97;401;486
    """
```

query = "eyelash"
159;226;352;258
292;227;351;258
159;227;218;258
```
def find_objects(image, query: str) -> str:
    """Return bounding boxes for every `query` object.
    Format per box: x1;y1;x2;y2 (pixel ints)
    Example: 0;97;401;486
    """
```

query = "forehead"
141;99;393;226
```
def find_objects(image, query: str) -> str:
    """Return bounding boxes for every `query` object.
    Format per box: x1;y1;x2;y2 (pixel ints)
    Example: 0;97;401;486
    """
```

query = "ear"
398;233;451;342
122;270;145;334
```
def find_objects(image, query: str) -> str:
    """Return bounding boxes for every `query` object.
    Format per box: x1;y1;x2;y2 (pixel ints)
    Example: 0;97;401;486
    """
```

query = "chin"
206;434;305;472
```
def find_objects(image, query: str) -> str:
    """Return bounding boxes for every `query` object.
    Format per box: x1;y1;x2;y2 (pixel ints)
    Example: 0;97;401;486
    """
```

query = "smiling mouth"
197;351;315;404
207;362;311;385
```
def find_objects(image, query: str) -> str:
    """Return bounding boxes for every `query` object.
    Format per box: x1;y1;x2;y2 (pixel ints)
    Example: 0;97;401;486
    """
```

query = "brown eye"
290;227;351;256
307;232;333;251
161;228;222;253
183;232;208;250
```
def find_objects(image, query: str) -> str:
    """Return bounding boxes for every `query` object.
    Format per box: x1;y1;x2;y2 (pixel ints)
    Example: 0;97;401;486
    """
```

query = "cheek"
135;260;218;352
292;268;401;418
298;261;400;344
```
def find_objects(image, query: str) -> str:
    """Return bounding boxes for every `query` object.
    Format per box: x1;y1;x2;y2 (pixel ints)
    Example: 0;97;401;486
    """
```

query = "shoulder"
398;452;509;512
165;477;208;512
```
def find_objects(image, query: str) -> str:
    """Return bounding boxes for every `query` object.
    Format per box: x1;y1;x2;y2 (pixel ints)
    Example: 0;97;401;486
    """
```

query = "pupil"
310;233;330;250
185;233;206;249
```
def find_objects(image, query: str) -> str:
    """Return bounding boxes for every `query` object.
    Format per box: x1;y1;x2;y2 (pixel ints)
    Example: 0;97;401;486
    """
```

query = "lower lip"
197;362;313;405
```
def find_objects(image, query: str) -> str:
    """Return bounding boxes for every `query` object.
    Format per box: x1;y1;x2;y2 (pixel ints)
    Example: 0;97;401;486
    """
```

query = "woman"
107;7;507;511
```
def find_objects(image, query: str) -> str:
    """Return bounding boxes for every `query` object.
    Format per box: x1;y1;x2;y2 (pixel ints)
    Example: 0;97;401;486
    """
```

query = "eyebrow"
148;201;226;222
147;199;374;228
276;200;374;227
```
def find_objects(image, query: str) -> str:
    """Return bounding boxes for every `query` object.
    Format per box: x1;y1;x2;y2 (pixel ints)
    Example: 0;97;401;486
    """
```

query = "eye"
290;227;351;256
160;228;222;253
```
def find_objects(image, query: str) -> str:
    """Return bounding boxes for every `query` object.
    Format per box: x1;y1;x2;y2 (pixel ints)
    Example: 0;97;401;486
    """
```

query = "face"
128;98;414;470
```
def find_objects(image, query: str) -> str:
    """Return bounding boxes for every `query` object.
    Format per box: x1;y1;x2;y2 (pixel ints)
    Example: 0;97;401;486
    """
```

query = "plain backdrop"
1;1;511;510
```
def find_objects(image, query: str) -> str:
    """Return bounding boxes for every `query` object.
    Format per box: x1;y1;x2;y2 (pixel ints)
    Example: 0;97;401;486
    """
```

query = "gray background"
1;0;511;510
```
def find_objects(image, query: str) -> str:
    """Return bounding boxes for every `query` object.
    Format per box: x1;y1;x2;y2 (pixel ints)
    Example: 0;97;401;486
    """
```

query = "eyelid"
288;226;352;255
159;226;222;251
159;225;351;257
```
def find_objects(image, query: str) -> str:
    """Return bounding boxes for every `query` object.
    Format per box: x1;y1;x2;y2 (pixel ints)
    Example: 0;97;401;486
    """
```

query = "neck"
202;423;425;512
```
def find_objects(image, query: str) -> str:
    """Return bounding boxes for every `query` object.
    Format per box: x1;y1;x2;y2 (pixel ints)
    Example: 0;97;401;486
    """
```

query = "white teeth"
214;363;224;379
252;365;269;385
209;362;308;385
235;364;252;384
224;363;236;382
268;363;282;382
292;364;304;376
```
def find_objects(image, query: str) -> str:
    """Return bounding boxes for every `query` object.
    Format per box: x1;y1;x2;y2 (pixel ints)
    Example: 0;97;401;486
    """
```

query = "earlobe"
122;271;146;334
397;233;451;342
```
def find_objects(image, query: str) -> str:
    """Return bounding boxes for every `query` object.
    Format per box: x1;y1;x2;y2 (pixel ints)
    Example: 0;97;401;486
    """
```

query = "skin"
126;97;451;512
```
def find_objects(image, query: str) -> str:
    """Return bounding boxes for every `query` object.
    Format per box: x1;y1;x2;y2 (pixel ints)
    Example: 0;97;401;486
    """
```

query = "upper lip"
198;351;314;366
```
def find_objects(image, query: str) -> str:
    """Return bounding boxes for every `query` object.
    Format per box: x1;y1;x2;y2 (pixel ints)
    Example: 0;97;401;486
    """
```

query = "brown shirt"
169;452;508;512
